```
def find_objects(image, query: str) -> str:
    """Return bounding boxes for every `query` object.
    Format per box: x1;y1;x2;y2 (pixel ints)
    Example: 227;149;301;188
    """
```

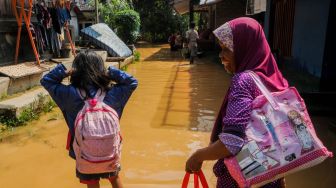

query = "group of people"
168;32;183;51
169;22;199;64
41;17;287;188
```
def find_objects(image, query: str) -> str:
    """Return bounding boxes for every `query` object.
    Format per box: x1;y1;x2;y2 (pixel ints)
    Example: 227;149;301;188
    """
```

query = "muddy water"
2;44;335;188
0;43;230;188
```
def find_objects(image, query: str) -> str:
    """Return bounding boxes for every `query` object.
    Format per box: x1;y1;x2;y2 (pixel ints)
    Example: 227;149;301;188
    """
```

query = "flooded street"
0;43;230;188
0;43;335;188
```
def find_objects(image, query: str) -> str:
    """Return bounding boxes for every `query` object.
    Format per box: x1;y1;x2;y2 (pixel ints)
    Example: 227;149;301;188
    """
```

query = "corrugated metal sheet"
81;23;132;57
200;0;222;6
171;0;190;14
272;0;295;57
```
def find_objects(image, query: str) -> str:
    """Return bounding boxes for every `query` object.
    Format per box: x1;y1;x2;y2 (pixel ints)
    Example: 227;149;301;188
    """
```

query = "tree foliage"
114;9;140;44
98;0;140;44
133;0;189;42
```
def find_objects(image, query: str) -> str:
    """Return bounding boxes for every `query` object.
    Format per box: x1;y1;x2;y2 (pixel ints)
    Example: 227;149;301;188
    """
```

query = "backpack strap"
76;88;106;101
94;89;106;102
76;88;86;100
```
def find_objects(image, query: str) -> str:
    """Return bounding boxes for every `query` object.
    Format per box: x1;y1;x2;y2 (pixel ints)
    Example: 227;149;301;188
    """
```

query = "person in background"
168;33;177;51
175;31;183;50
186;22;199;64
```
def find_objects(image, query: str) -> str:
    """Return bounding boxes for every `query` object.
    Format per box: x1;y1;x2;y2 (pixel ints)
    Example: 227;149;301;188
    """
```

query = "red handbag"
181;170;209;188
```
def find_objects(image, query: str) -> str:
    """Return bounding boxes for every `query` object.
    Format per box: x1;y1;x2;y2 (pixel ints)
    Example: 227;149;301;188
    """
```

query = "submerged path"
0;43;229;187
1;43;334;188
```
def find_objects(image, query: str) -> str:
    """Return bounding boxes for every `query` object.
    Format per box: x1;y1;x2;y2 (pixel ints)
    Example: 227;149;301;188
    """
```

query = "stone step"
0;62;55;95
0;77;10;98
0;88;49;118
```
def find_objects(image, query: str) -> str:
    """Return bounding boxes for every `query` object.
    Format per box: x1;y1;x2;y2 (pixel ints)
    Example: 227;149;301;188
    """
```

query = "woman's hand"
185;150;203;173
185;141;232;173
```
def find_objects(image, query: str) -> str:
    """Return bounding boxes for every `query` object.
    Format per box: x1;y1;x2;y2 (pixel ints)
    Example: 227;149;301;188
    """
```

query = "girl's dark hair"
70;50;110;95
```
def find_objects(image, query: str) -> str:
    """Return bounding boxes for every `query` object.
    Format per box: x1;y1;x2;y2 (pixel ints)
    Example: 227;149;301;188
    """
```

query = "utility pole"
95;0;99;23
189;0;194;26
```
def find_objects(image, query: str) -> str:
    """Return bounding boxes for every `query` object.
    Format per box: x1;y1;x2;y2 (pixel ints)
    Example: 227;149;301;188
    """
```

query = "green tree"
133;0;189;42
96;0;140;44
114;9;140;44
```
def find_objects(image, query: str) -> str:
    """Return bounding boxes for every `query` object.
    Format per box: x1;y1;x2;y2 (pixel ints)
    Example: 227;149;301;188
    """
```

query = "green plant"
114;9;140;44
120;65;128;71
134;51;141;62
0;123;6;133
0;93;7;101
43;99;57;113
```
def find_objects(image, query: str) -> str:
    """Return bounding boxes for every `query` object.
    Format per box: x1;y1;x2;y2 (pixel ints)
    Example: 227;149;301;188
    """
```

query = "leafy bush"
114;9;140;44
134;51;141;61
100;0;132;27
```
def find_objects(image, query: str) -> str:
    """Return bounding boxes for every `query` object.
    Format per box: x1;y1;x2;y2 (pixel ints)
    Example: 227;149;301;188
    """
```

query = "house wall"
214;0;246;28
69;9;79;40
291;0;331;77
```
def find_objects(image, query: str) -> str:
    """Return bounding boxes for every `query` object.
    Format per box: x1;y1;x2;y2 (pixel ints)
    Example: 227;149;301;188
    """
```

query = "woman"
185;17;288;187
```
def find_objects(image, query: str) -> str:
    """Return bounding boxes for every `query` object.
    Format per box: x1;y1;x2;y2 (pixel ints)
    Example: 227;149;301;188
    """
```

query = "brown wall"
214;0;246;28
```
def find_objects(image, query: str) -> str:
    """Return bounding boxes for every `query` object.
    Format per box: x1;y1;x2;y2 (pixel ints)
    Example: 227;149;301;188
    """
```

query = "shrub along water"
134;51;141;62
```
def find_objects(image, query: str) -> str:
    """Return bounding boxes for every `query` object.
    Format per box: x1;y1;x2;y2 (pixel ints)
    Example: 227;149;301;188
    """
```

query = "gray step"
0;88;49;118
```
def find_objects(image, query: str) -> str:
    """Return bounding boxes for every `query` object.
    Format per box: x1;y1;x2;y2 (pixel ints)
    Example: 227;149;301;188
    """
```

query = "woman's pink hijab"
210;17;289;142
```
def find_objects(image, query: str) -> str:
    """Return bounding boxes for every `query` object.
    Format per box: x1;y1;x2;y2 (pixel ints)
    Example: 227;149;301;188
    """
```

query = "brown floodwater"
0;43;229;188
0;43;335;188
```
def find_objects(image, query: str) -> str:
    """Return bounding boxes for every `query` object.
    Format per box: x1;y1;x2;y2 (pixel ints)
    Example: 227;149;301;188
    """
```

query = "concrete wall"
69;10;79;41
214;0;246;28
0;77;10;97
8;73;43;95
291;0;331;77
263;0;271;40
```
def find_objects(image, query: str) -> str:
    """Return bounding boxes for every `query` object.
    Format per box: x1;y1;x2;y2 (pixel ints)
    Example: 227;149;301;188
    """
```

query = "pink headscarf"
210;17;289;142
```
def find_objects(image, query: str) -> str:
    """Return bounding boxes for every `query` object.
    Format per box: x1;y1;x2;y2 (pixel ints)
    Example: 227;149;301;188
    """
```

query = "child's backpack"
73;89;122;174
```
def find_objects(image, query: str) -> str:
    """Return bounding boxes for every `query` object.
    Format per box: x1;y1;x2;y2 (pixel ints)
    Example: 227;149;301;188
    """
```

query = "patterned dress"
214;72;284;188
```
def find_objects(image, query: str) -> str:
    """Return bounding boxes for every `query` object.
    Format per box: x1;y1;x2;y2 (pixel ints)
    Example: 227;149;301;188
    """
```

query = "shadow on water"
144;48;183;62
147;44;231;131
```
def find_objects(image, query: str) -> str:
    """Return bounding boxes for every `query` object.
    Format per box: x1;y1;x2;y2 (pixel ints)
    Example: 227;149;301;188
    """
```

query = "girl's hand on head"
65;69;74;77
185;150;203;173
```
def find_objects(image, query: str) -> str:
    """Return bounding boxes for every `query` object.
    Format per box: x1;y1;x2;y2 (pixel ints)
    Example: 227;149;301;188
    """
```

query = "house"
171;0;336;93
262;0;335;92
170;0;246;30
170;0;246;51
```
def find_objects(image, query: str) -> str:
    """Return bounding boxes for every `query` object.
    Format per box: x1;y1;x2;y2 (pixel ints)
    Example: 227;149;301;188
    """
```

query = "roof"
246;0;267;15
170;0;223;14
81;23;132;57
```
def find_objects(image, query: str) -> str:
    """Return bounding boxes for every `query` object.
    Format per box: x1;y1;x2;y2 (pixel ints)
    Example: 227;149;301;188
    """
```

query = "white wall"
69;10;79;40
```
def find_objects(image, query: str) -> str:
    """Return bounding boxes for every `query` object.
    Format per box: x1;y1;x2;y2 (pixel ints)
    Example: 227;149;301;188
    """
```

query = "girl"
41;50;138;188
185;17;287;187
